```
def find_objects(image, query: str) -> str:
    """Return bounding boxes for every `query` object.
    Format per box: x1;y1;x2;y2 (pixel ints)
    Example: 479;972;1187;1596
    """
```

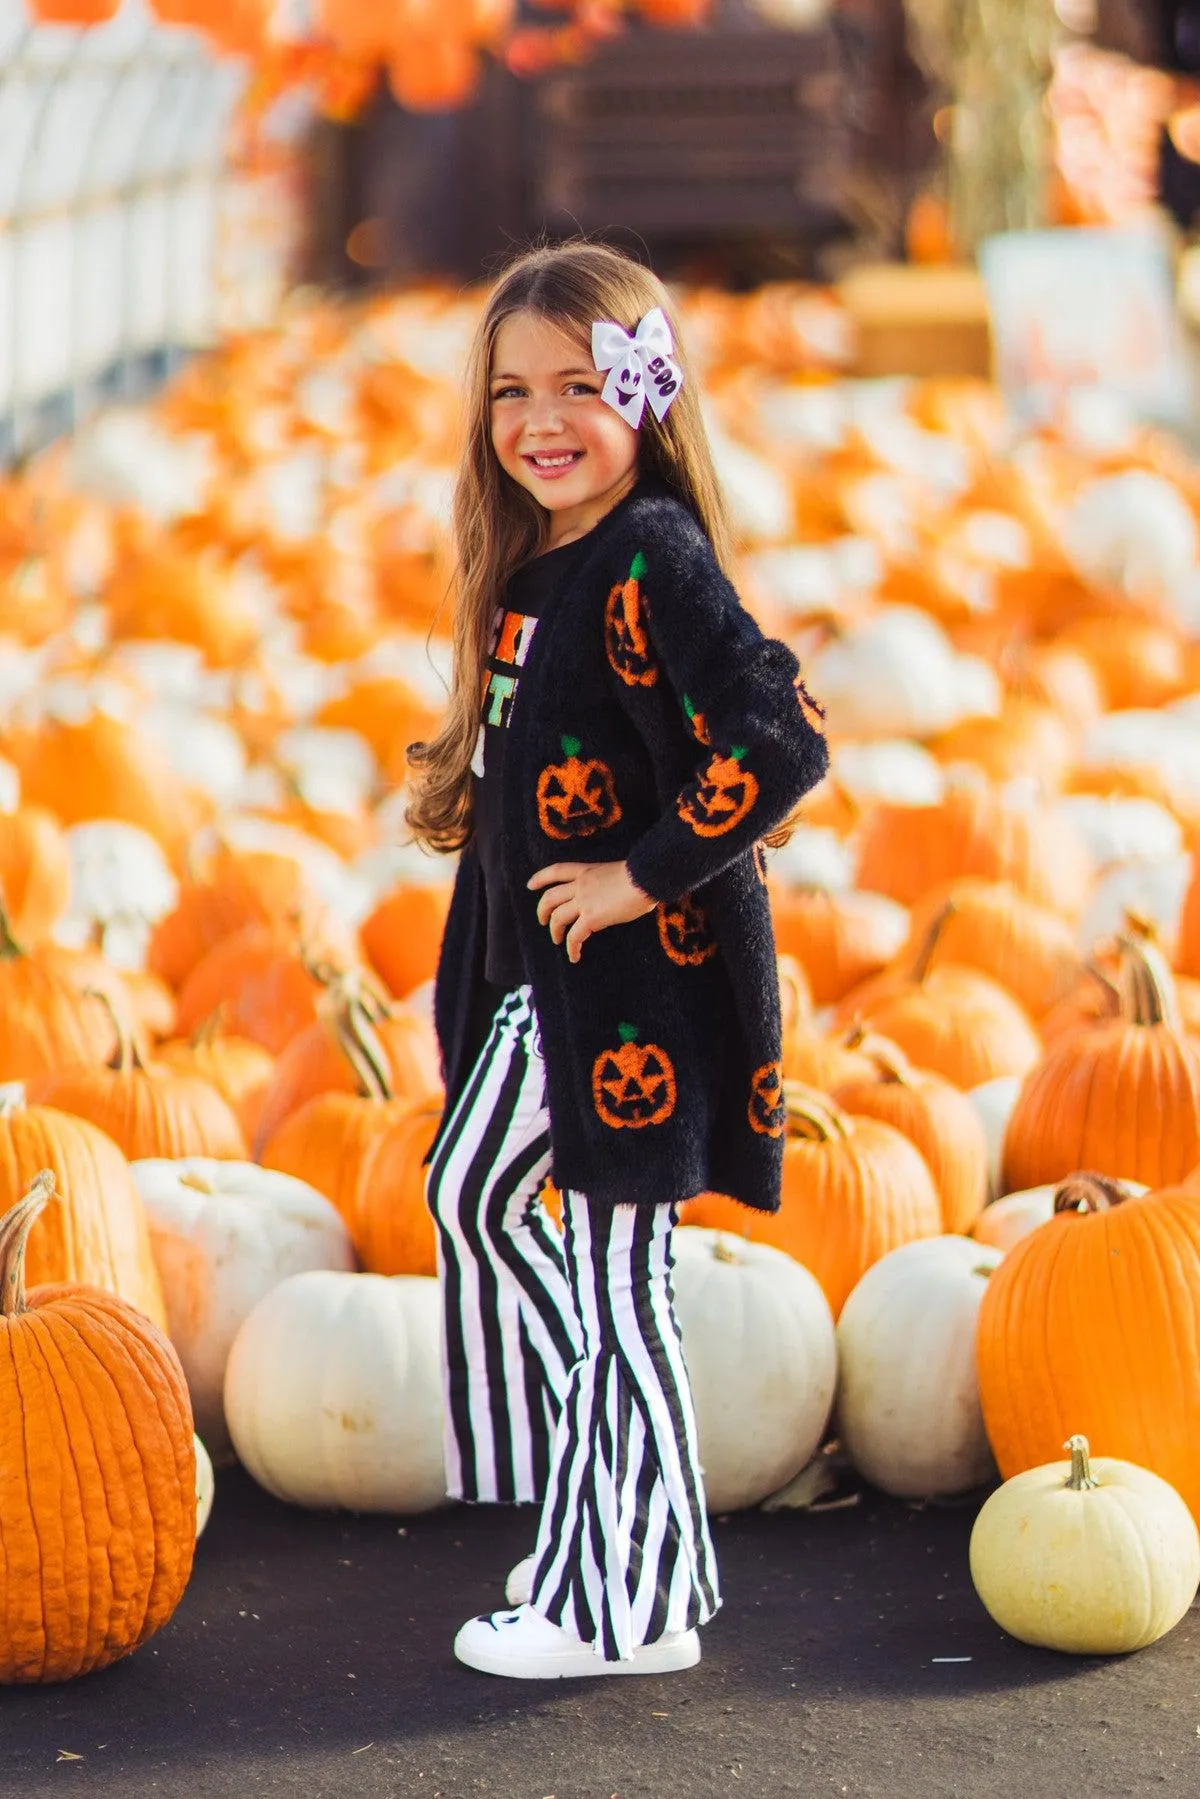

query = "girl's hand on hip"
528;861;656;964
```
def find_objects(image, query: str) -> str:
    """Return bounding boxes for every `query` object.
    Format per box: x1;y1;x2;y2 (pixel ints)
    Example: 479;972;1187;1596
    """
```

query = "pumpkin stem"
192;1004;229;1050
1116;933;1181;1030
910;900;956;986
331;998;393;1102
83;986;145;1073
782;1081;850;1142
629;551;647;581
561;734;581;758
1053;1172;1134;1215
617;1022;639;1045
1064;1434;1099;1491
842;1022;911;1086
711;1236;741;1265
1082;957;1121;1010
0;1170;56;1319
315;962;393;1026
0;896;27;963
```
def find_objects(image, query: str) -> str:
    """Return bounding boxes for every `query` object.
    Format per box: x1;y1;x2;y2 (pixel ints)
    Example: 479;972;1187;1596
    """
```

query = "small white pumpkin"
224;1269;447;1514
132;1158;356;1464
973;1181;1150;1253
836;1235;1001;1497
970;1435;1200;1654
967;1076;1021;1200
194;1432;215;1538
671;1227;837;1512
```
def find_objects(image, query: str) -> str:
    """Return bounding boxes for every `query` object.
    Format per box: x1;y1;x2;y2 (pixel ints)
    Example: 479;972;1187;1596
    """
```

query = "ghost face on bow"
489;312;641;549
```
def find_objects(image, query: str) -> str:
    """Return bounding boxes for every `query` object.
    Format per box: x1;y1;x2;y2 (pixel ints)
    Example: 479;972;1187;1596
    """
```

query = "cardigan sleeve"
614;498;829;905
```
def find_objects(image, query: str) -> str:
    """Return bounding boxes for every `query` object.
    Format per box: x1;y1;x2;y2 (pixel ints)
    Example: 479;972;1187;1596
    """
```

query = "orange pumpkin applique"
682;693;712;746
592;1022;677;1130
536;734;623;841
679;745;758;838
748;1060;785;1137
794;673;826;735
657;894;717;966
605;551;658;688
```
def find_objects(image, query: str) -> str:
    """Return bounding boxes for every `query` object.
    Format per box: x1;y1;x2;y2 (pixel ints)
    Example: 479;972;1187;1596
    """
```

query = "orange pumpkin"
1002;936;1200;1193
769;884;906;1006
832;903;1043;1090
28;994;246;1163
258;1004;411;1239
157;1011;276;1147
591;1022;677;1130
174;925;337;1056
0;1173;195;1682
352;1092;444;1276
0;1092;167;1331
359;882;452;1001
833;1033;989;1235
251;975;441;1155
1178;852;1200;982
536;735;623;840
678;746;758;838
0;807;70;943
855;783;1092;918
604;551;658;687
976;1173;1200;1523
682;1086;942;1317
0;903;115;1083
898;880;1083;1023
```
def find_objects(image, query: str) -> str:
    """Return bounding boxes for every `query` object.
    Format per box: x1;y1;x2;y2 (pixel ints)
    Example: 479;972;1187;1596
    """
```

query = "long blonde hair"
404;241;733;854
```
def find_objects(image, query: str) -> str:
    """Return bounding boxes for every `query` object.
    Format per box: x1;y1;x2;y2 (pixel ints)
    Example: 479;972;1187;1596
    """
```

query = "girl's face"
489;310;640;547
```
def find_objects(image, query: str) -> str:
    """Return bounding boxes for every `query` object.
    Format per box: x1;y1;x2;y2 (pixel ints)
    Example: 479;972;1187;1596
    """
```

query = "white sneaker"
454;1605;701;1679
504;1552;537;1607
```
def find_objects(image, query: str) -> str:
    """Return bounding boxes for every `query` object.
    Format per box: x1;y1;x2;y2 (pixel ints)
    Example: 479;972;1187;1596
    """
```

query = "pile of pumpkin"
3;278;1200;1679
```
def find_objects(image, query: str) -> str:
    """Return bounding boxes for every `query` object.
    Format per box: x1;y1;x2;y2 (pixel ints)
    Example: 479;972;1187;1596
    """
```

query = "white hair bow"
591;307;684;430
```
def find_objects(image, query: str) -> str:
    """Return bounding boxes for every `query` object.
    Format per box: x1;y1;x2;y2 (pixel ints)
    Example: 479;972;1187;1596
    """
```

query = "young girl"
406;242;829;1680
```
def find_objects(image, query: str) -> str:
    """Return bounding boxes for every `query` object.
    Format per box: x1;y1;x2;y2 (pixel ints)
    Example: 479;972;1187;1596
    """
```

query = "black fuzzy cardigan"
428;482;829;1214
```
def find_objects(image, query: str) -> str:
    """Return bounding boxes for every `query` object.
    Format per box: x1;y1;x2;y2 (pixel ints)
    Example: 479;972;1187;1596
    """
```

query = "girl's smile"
490;311;639;546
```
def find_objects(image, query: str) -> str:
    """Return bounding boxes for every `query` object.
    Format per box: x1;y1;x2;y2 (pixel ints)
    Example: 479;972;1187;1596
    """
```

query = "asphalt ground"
3;1465;1198;1799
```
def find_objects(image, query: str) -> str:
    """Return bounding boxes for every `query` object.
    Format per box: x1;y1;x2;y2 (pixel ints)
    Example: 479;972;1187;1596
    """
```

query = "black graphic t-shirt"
472;536;587;990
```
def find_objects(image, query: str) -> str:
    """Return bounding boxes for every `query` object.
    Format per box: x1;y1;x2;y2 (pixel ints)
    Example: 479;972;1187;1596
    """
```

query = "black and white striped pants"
425;983;720;1659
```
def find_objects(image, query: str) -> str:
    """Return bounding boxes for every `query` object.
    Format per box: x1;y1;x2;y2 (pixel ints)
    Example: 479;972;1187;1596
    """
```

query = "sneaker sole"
455;1632;701;1680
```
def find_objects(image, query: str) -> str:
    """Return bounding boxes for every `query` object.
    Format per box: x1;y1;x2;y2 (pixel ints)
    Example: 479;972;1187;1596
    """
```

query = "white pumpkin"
194;1433;215;1538
224;1269;448;1513
973;1181;1150;1253
966;1076;1021;1200
836;1235;1001;1497
132;1159;356;1464
671;1228;837;1512
970;1435;1200;1654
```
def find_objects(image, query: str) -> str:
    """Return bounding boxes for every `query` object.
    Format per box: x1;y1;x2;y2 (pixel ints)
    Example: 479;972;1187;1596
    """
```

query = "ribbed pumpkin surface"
0;1179;195;1682
682;1091;942;1317
0;948;114;1083
834;1059;988;1236
353;1095;443;1276
976;1180;1200;1523
0;1100;166;1331
28;1046;247;1163
260;1089;408;1239
252;1004;440;1156
900;880;1082;1022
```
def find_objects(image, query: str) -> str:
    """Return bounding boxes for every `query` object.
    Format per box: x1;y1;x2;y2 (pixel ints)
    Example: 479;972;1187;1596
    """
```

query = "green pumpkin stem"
617;1022;639;1046
1064;1435;1099;1491
0;898;26;962
561;734;582;759
0;1171;56;1320
629;551;647;581
729;745;748;762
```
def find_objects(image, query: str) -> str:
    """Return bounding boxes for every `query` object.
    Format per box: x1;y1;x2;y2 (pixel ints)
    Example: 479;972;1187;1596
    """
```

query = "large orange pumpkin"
898;880;1083;1023
682;1086;942;1317
359;882;452;1001
174;925;338;1056
251;976;440;1154
0;807;70;943
976;1173;1200;1523
0;1092;167;1331
1001;936;1200;1193
0;1173;195;1682
832;903;1043;1090
769;884;907;1006
158;1011;276;1147
352;1092;444;1276
0;903;115;1083
28;995;246;1163
832;1033;989;1235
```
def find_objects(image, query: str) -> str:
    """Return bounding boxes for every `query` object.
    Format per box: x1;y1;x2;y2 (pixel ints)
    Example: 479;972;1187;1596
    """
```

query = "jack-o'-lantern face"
592;1023;677;1130
657;894;717;966
605;551;658;688
794;673;825;735
678;745;758;838
748;1060;785;1137
536;734;623;840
